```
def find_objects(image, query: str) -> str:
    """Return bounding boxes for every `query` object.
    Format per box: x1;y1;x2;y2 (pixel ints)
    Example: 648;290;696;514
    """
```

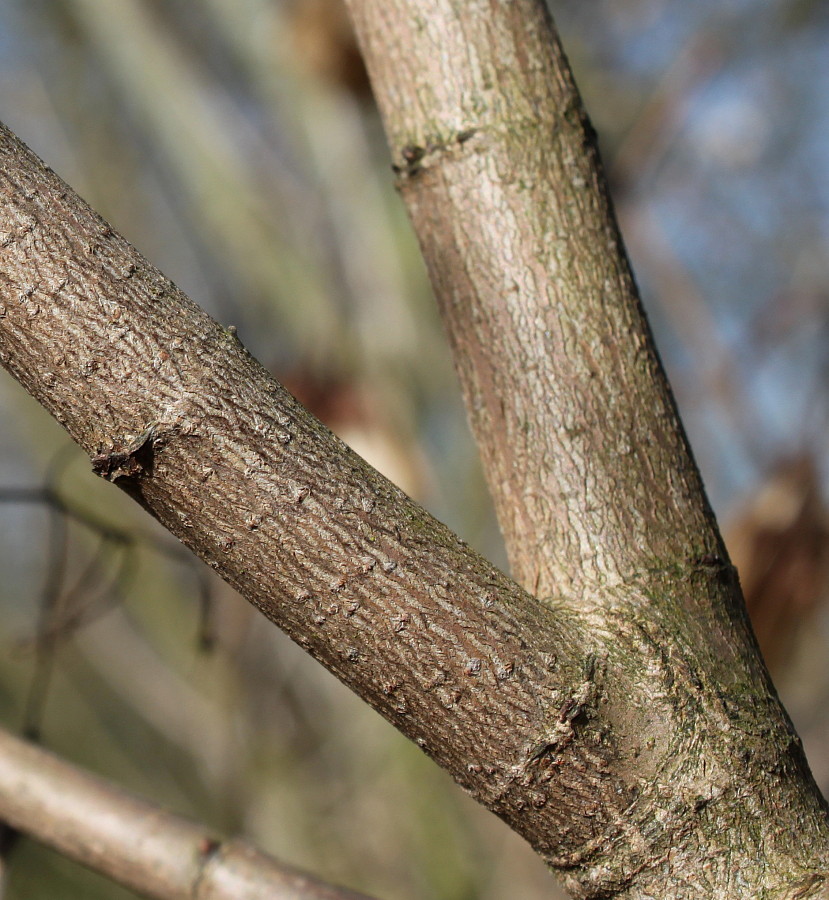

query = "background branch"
0;725;374;900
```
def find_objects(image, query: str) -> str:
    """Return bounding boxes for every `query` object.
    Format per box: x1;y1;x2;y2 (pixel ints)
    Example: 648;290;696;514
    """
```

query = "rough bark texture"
343;0;829;897
0;120;627;891
346;0;714;600
0;727;374;900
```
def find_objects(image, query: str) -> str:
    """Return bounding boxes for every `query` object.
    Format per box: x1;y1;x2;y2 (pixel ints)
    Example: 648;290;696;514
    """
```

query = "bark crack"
392;126;480;180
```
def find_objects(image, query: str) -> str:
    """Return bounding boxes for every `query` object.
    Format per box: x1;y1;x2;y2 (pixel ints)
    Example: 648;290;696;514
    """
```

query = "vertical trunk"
344;0;829;896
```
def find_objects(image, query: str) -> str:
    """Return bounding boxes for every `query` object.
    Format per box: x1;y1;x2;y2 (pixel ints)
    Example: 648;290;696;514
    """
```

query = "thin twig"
21;505;68;740
0;726;376;900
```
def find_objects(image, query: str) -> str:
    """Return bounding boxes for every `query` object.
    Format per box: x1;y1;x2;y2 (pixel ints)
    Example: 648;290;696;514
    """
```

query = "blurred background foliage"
0;0;828;897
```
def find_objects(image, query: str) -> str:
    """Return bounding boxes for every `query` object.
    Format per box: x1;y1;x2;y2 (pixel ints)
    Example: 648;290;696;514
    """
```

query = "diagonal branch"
0;725;374;900
0;116;598;879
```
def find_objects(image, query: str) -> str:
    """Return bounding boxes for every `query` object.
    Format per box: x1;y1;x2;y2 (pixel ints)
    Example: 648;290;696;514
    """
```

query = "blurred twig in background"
0;448;214;743
0;726;376;900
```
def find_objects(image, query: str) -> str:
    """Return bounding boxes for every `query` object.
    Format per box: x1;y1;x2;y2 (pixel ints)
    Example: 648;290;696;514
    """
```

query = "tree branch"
344;0;718;601
0;726;374;900
0;117;593;880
